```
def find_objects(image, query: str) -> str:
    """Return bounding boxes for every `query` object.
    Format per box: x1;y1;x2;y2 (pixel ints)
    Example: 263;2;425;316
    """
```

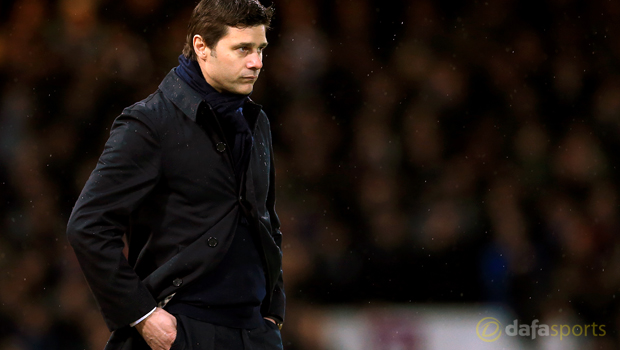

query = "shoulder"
123;90;175;122
253;110;276;150
118;89;180;133
256;110;273;132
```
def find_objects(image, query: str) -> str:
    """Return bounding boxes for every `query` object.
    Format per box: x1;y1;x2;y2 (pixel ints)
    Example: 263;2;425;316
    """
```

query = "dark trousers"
105;314;283;350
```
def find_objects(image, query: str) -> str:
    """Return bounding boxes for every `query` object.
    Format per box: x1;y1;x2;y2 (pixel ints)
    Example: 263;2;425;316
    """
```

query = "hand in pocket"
135;307;178;350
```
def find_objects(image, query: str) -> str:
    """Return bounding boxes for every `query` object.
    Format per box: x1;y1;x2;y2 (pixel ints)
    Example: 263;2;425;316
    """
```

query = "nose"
247;52;263;70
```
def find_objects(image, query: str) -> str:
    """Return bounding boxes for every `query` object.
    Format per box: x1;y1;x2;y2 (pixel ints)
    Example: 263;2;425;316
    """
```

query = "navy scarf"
175;54;253;179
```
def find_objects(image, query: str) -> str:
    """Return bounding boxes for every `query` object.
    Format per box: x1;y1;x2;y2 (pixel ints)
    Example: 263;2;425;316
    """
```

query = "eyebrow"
235;42;269;48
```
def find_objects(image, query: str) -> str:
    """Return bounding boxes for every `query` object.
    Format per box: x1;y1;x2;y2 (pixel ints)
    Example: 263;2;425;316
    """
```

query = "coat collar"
159;68;203;122
159;68;264;125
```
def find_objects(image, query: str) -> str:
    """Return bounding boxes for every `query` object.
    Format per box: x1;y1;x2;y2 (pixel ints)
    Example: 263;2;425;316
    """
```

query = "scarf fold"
176;54;253;179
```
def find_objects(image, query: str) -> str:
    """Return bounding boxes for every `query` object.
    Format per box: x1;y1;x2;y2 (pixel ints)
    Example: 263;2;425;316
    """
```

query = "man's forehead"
222;25;267;44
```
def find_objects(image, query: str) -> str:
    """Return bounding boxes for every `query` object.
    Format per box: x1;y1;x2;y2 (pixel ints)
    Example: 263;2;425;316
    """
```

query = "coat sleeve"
265;127;286;323
66;110;160;331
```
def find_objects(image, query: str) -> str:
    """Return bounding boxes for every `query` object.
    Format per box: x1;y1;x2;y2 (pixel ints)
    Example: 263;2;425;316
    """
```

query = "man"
66;1;285;349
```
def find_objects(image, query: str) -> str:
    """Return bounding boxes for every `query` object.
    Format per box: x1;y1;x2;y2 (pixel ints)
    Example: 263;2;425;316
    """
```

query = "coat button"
172;278;183;287
216;142;226;152
207;237;218;247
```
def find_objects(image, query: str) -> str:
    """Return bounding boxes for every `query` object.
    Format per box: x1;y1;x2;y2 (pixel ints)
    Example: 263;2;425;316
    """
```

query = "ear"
193;35;212;61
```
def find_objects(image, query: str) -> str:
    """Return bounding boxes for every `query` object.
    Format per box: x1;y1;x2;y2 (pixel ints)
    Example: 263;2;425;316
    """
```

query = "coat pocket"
170;314;186;350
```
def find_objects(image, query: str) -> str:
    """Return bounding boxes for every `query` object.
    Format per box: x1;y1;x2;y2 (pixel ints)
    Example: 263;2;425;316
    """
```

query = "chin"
237;81;257;94
225;86;251;95
224;81;255;95
236;87;253;95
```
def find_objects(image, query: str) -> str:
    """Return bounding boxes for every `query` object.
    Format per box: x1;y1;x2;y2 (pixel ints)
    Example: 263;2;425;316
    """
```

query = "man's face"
198;25;268;95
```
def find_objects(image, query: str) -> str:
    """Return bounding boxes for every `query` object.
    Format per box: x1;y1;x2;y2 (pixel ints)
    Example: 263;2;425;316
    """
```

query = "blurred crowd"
1;0;620;349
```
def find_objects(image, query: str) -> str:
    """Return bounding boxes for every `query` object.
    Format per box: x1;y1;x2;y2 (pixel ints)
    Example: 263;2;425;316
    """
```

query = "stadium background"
0;0;619;349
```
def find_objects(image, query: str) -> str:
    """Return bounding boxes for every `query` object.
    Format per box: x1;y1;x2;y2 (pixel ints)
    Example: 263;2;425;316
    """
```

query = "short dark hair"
182;0;274;60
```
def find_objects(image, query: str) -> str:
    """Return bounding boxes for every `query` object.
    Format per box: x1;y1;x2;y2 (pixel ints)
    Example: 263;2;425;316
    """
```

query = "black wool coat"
66;69;285;333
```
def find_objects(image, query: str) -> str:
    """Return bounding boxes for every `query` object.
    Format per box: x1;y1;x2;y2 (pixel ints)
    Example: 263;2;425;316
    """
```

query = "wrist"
134;307;159;333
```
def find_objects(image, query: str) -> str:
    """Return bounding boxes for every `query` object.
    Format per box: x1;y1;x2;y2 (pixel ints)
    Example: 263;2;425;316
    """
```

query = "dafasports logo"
476;318;606;342
477;318;502;342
